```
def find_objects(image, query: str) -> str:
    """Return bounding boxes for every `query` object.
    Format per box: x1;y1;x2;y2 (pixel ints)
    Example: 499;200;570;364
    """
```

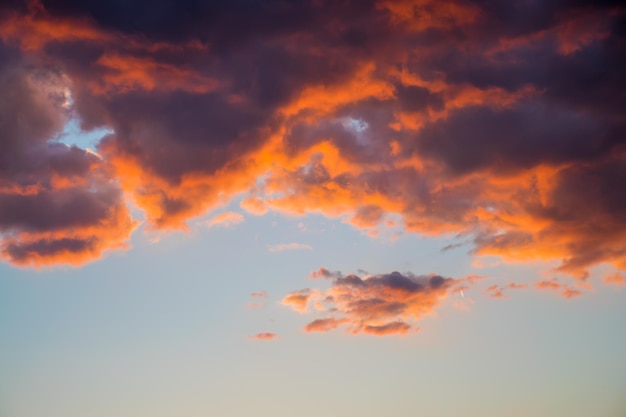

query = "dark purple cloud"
0;0;623;278
0;41;135;266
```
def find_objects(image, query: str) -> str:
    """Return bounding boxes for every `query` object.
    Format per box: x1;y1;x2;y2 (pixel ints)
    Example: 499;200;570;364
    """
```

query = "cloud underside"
0;0;624;277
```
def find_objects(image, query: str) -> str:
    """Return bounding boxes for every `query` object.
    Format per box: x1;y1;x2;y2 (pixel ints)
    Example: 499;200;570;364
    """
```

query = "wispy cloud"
604;272;625;287
246;290;268;309
248;332;279;341
485;282;528;299
535;279;583;299
240;197;268;216
267;243;312;253
204;212;245;228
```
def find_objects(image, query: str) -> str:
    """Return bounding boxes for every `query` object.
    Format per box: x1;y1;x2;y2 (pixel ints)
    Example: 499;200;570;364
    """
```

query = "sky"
0;0;625;416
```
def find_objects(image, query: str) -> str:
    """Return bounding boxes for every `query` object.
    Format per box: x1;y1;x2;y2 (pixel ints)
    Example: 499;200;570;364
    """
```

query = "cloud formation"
604;272;625;287
535;279;583;300
204;212;244;228
246;290;268;309
283;269;478;336
485;282;527;299
281;289;313;313
0;41;136;266
0;0;624;278
248;332;279;341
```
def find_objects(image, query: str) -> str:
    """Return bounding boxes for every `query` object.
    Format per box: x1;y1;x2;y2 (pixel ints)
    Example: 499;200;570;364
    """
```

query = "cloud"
281;289;313;313
284;269;480;336
204;212;245;228
0;0;624;280
240;197;268;216
304;318;348;332
267;243;313;253
604;272;625;287
248;332;279;341
309;267;342;280
245;290;268;309
361;321;413;336
0;42;136;267
485;282;528;299
535;279;583;300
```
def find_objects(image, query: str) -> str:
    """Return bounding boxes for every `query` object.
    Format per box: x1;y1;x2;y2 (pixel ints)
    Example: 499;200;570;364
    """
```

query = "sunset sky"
1;1;625;416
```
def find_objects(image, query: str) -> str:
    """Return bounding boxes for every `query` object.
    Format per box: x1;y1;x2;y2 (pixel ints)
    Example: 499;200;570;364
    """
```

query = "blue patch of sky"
55;119;113;150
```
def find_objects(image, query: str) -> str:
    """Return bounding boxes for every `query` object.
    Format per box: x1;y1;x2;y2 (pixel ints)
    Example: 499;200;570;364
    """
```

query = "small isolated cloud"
535;279;582;299
304;318;348;332
267;243;312;253
361;321;414;336
248;332;279;341
309;267;341;280
246;290;268;309
604;272;625;287
205;212;244;228
284;269;481;336
561;287;583;299
282;289;313;312
485;282;527;299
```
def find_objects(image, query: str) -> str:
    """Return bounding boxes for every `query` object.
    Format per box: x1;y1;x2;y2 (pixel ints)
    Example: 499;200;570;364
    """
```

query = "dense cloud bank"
0;0;624;276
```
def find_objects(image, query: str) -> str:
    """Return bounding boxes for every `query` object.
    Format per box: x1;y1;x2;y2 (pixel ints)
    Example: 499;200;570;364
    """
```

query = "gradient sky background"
1;1;626;416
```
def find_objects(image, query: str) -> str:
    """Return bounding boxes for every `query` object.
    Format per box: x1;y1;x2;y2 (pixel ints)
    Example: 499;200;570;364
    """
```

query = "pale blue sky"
2;198;625;417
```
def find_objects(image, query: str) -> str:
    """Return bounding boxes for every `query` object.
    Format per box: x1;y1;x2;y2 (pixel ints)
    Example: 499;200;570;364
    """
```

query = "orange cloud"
304;318;348;332
0;0;624;285
488;9;613;57
205;212;245;228
379;0;481;33
285;269;481;336
248;332;279;341
282;290;312;313
98;138;272;231
246;290;268;309
0;4;112;51
1;202;137;268
536;280;562;291
535;279;583;300
604;273;625;287
240;197;269;216
485;282;527;299
360;321;413;336
91;53;219;95
561;287;583;300
309;267;340;280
